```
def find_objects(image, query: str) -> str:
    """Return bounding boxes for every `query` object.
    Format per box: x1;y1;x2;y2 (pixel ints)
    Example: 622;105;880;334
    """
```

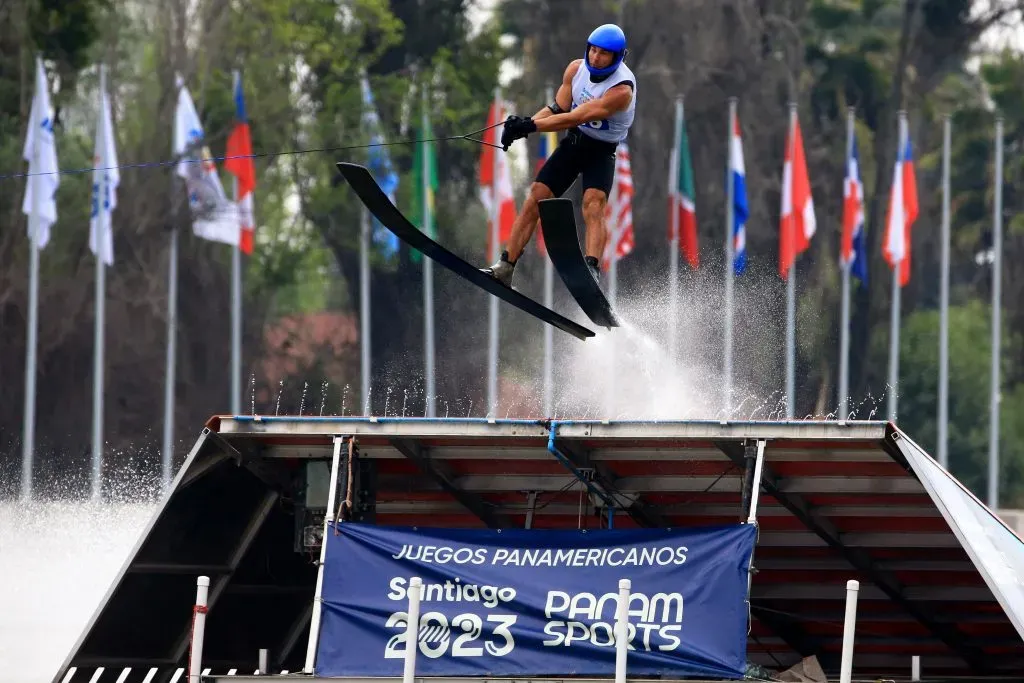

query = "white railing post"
615;578;631;683
839;579;860;683
403;577;423;683
304;436;345;674
911;655;920;681
188;576;211;683
258;649;269;675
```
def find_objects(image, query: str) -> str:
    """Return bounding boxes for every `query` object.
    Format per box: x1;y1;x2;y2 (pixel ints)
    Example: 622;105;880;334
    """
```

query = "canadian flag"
479;99;517;259
779;114;816;278
602;143;635;270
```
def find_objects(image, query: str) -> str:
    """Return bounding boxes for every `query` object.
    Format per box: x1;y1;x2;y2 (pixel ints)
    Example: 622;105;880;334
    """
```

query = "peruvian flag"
669;108;698;268
479;99;516;259
602;143;635;270
779;114;816;278
883;132;919;286
535;130;557;256
225;71;256;254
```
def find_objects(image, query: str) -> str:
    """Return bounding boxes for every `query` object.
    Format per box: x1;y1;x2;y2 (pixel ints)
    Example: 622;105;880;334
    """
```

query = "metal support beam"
390;438;509;528
169;490;279;667
715;440;992;673
548;439;668;528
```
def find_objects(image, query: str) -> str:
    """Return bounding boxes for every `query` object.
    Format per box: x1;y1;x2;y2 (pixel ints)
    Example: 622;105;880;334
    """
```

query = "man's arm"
533;83;632;133
531;60;579;121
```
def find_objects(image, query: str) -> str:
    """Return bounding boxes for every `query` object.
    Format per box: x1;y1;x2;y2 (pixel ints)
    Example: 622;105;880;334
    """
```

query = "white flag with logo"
22;56;60;250
90;77;118;266
173;75;239;246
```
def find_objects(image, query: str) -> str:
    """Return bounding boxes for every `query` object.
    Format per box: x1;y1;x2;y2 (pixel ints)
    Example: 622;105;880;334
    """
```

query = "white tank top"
570;61;636;143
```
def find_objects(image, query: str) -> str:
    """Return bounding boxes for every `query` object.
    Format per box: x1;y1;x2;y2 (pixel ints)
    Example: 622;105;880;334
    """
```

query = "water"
0;496;157;683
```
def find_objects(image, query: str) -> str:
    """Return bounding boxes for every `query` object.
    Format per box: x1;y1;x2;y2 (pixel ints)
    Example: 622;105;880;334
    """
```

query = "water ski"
537;198;621;329
335;162;595;341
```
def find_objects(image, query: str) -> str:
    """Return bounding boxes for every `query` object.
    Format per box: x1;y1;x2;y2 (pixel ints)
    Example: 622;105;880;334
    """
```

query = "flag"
479;99;516;258
730;115;749;275
409;108;438;263
22;56;59;250
173;75;239;246
669;110;698;268
883;131;919;287
602;143;635;270
535;130;557;256
90;71;118;266
225;70;256;255
360;74;400;257
841;130;867;284
779;115;816;278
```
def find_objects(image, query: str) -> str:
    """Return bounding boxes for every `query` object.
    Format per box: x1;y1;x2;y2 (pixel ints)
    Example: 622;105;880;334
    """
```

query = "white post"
839;579;860;683
21;60;45;501
487;87;501;418
669;96;682;364
91;63;109;501
989;116;1003;510
746;440;766;524
403;576;423;683
542;86;555;416
615;578;631;683
724;97;737;415
838;107;854;421
911;655;920;681
360;208;371;414
784;103;797;419
188;576;211;683
163;225;179;490
303;436;345;673
938;114;951;467
422;87;436;417
258;648;268;675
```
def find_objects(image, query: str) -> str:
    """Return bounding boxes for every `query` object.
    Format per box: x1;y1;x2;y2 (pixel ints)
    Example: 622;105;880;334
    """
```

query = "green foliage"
876;301;1024;506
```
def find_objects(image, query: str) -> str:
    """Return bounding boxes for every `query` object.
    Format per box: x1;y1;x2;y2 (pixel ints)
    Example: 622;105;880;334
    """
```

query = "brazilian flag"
409;106;438;263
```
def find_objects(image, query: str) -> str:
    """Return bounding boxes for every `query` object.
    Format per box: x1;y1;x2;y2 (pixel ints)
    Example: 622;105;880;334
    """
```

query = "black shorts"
535;128;618;198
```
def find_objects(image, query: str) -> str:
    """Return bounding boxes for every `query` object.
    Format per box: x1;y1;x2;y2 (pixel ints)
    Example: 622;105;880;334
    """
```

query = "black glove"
500;115;537;150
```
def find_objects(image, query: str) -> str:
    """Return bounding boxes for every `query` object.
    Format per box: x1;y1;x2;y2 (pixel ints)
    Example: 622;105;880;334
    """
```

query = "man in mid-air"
480;23;636;289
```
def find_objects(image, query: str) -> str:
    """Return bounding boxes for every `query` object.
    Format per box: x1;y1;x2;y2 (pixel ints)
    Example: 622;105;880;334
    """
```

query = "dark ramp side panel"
58;431;318;680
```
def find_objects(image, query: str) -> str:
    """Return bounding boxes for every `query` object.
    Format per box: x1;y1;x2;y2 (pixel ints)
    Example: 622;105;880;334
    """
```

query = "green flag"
409;110;438;262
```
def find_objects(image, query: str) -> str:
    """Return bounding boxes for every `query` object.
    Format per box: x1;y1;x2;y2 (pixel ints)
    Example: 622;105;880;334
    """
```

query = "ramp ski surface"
337;162;594;341
538;197;620;328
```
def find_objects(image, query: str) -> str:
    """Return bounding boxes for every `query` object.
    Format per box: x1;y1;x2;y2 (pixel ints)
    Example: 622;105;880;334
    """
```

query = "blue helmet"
585;24;627;77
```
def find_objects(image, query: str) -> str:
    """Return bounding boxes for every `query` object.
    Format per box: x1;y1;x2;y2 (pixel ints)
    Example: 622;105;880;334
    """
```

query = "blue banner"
315;523;756;679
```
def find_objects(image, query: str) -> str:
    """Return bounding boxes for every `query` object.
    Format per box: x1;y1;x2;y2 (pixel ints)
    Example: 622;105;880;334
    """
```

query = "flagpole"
989;115;1003;509
360;207;371;414
669;96;682;363
839;107;854;421
542;86;555;417
887;111;907;422
724;96;736;415
785;102;797;419
21;57;45;502
229;70;243;416
938;113;951;467
91;63;109;501
487;87;500;418
422;87;436;417
163;222;178;490
607;199;618;418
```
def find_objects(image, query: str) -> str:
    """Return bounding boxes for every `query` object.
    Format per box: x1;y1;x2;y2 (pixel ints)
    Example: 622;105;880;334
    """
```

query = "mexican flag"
669;108;699;268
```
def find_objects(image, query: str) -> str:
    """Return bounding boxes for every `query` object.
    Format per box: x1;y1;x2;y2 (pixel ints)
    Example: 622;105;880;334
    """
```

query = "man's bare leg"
481;181;554;286
581;188;609;277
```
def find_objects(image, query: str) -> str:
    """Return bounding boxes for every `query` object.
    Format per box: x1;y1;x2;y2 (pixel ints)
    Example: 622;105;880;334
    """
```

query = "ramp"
51;418;1024;682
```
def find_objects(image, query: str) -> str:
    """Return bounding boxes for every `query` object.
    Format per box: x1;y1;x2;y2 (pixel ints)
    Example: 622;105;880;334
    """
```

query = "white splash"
0;497;157;683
